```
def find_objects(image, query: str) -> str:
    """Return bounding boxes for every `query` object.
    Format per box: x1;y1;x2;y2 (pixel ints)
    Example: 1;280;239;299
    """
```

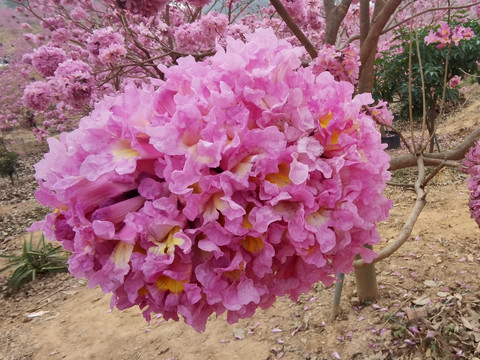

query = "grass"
0;233;69;293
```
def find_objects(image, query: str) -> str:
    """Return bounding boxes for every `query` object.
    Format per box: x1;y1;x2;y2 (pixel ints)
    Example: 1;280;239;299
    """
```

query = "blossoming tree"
9;0;480;330
0;7;33;137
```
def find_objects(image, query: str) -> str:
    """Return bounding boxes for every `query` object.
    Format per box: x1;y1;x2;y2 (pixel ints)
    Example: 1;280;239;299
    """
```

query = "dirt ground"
1;86;480;360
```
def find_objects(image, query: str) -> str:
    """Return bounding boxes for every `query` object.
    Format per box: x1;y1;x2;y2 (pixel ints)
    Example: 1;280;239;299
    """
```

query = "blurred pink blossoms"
106;0;211;17
424;21;475;49
463;142;480;227
31;29;392;332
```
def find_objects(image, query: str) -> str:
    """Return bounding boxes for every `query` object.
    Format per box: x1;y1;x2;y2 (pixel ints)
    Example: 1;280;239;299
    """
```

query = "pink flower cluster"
174;12;229;53
424;21;475;49
87;27;126;65
106;0;169;17
107;0;213;17
463;141;480;227
71;6;88;21
22;81;54;111
54;60;94;109
41;16;67;31
32;45;67;77
282;0;307;23
32;29;392;332
311;44;360;85
51;28;71;45
448;75;462;89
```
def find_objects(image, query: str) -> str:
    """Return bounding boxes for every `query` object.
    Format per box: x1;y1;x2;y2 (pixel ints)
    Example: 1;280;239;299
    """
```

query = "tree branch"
323;0;353;45
359;0;403;69
353;155;427;268
344;2;480;48
269;0;318;59
383;2;480;34
389;127;480;170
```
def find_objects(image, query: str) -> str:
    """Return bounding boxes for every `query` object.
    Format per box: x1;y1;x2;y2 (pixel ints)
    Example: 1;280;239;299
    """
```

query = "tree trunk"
354;257;378;301
357;0;383;94
354;0;403;302
323;0;353;45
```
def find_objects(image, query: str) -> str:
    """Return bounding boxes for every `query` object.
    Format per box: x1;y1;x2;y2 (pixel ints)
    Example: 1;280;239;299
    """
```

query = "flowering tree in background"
374;17;480;152
5;0;480;330
0;7;30;132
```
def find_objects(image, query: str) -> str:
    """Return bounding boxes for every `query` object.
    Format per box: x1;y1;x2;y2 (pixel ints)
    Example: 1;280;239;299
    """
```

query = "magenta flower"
71;6;88;21
311;44;360;85
448;75;461;89
106;0;211;16
51;28;71;45
174;12;228;53
32;28;392;332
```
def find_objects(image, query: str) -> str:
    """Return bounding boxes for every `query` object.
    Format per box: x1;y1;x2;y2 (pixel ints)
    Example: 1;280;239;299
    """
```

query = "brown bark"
354;254;378;300
389;127;480;171
358;0;403;68
426;102;437;153
357;0;386;93
353;1;389;302
359;0;370;47
323;0;353;45
269;0;318;59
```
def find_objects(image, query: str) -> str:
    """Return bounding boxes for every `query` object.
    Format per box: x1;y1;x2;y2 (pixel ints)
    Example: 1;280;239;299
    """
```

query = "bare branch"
386;181;415;188
269;0;318;59
389;127;480;170
384;2;480;34
354;155;427;268
362;105;414;154
422;161;446;187
359;0;403;68
324;0;353;45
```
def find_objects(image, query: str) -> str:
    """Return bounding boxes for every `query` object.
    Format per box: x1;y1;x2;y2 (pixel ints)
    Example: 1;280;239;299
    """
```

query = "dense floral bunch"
0;61;31;132
463;141;480;227
32;29;391;331
175;12;229;53
54;60;94;109
311;44;360;85
106;0;210;17
22;81;54;111
31;45;67;77
87;27;126;65
448;75;462;89
424;21;475;48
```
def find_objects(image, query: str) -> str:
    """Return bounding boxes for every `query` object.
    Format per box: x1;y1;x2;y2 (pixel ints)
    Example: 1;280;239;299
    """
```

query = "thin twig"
362;105;414;154
387;181;415;189
407;3;417;155
414;22;428;150
354;155;427;268
422;161;446;187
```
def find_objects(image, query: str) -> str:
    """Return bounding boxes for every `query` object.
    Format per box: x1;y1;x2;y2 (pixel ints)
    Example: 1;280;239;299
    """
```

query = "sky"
0;0;16;8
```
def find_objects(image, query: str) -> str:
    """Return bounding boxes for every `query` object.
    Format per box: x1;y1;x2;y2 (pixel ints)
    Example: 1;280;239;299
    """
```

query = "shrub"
0;148;19;185
374;17;480;123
